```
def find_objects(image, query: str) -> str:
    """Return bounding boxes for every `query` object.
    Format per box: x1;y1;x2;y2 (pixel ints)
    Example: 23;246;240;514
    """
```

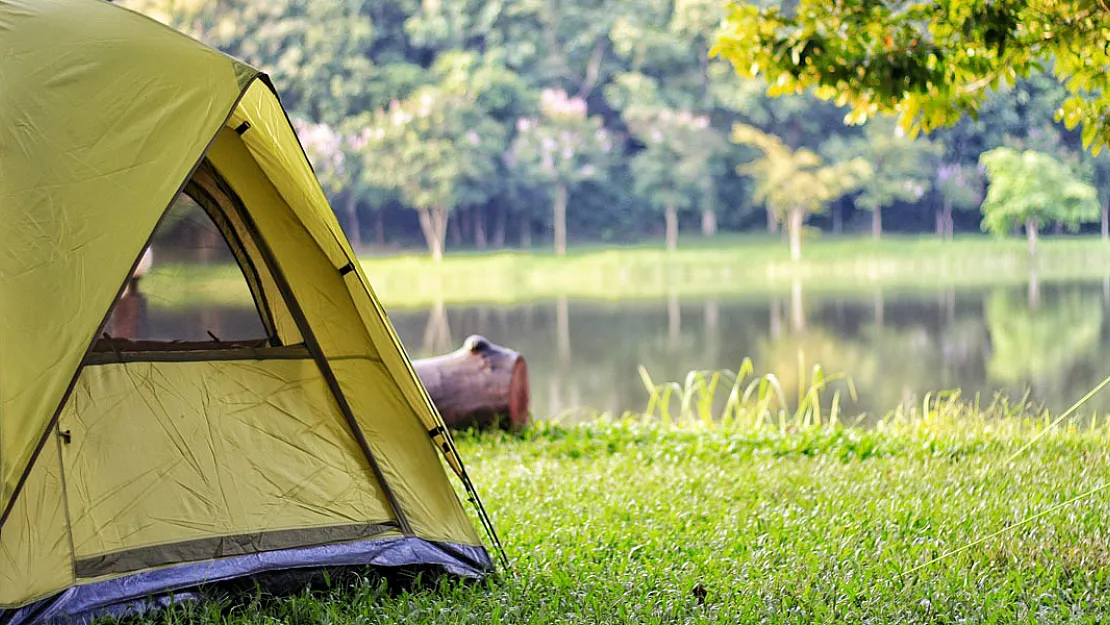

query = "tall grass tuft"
633;362;1110;450
636;360;856;433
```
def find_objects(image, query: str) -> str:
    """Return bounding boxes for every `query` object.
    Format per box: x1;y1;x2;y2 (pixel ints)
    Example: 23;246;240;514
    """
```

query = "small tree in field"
979;147;1100;257
934;162;984;240
821;118;940;239
360;85;504;261
731;123;871;260
509;89;613;256
626;108;725;251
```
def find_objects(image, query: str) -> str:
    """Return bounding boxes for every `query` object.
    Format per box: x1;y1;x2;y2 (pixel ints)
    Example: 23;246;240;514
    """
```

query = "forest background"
120;0;1110;261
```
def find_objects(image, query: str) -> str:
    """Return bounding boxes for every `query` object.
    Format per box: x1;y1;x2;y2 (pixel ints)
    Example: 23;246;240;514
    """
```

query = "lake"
119;276;1110;422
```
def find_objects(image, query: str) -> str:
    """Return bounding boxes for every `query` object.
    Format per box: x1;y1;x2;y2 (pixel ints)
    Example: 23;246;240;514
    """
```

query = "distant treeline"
123;0;1110;256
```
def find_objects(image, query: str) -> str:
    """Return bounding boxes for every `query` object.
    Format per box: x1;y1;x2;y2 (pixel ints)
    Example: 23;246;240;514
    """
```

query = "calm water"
120;277;1110;421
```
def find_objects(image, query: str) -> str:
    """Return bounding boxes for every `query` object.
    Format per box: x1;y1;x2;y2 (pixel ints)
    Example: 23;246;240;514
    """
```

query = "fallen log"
413;335;530;431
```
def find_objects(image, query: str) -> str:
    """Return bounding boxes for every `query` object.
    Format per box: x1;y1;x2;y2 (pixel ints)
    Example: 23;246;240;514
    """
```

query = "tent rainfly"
0;1;505;623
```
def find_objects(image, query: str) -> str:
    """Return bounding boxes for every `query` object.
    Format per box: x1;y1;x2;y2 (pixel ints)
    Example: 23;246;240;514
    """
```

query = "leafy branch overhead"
710;0;1110;153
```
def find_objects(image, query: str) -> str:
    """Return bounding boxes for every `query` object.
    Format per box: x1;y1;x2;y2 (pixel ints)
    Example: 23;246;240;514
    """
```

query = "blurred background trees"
120;0;1110;257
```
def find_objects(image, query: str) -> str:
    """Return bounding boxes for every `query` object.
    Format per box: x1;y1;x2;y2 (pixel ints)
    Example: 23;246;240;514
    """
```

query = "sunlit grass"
125;365;1110;624
137;234;1110;310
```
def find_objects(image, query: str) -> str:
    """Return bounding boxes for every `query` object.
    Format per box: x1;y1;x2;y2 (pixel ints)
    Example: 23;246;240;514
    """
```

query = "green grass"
129;378;1110;624
141;234;1110;310
359;234;1110;309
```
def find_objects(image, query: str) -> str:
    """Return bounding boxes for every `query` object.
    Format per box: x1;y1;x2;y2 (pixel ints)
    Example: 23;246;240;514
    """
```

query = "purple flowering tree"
508;89;613;256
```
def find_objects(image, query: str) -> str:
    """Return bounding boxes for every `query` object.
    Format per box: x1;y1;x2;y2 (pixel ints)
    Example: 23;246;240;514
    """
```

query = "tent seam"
202;157;416;537
53;429;78;587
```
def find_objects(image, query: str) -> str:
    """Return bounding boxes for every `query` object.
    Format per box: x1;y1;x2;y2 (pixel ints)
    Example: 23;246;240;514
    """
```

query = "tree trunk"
701;208;717;237
449;209;462;247
474;205;487;249
553;181;568;256
871;206;882;240
787;207;804;261
945;205;954;240
767;204;779;233
703;299;719;362
344;189;362;250
375;210;385;246
422;299;452;353
1028;266;1041;310
197;224;219;264
667;292;681;349
520;216;532;249
493;203;507;248
1026;217;1039;257
417;205;450;262
832;203;843;235
704;298;719;334
412;335;531;431
460;206;472;243
942;200;954;240
665;203;678;251
104;290;148;339
1102;199;1109;241
936;208;944;238
790;278;805;333
769;298;782;339
1053;221;1063;235
555;296;571;365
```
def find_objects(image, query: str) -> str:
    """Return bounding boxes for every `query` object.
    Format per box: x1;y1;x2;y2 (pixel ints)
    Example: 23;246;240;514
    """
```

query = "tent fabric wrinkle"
0;1;500;622
0;0;248;517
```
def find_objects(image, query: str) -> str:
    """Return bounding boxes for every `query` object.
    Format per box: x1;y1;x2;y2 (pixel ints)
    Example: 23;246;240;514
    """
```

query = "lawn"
141;234;1110;310
360;234;1110;309
136;392;1110;624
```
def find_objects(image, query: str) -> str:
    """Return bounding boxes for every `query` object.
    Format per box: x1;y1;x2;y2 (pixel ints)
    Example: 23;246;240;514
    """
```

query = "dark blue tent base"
1;537;493;625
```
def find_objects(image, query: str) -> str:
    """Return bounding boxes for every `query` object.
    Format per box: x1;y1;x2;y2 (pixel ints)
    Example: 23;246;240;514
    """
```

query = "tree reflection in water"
119;278;1110;423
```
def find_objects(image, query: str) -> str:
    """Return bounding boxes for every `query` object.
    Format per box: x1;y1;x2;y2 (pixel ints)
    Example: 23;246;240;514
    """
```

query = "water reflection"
392;280;1110;420
121;277;1110;422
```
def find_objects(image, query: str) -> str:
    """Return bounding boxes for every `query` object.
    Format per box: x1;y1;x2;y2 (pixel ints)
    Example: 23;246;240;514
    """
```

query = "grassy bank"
361;234;1110;309
135;393;1110;623
143;234;1110;310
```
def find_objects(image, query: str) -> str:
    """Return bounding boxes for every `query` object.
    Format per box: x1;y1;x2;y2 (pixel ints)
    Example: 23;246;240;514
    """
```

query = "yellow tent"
0;1;502;622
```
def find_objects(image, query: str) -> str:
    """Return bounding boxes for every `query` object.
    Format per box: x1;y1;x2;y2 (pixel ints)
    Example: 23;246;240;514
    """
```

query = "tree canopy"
360;78;506;260
821;118;941;239
627;108;726;250
731;123;872;259
978;147;1101;255
508;89;614;255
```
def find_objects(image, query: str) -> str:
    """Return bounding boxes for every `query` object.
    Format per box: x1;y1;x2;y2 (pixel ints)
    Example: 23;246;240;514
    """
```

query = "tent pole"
219;165;415;537
254;75;508;568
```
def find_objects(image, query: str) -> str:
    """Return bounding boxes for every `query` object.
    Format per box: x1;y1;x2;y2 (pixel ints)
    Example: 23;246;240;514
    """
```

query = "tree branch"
576;41;606;99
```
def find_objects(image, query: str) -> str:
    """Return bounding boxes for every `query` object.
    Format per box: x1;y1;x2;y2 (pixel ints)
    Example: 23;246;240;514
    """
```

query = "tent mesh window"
93;160;302;360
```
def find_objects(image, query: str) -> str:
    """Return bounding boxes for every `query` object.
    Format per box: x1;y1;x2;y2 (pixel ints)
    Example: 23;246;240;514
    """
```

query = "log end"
507;356;530;430
415;335;531;431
